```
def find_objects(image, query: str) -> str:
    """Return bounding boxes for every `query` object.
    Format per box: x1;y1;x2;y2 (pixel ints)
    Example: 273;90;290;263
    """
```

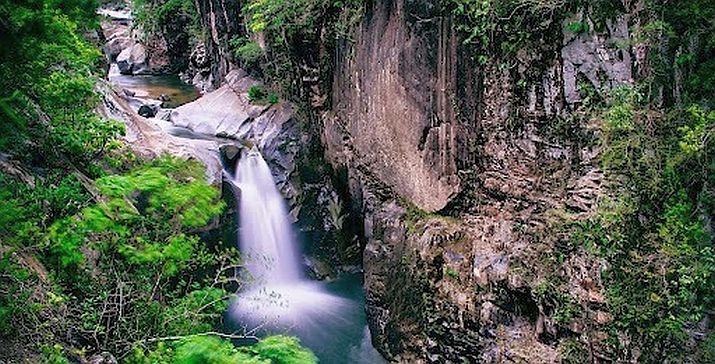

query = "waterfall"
228;147;386;363
233;147;301;283
230;147;348;324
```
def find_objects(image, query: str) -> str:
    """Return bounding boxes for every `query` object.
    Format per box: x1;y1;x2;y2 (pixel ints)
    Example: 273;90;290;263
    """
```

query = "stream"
108;69;385;364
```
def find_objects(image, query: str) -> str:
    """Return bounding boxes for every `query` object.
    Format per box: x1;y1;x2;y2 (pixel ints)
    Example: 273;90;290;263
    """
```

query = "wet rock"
304;255;337;280
138;103;160;118
171;70;301;199
154;109;172;121
100;9;134;62
219;144;242;169
125;97;162;117
116;43;149;75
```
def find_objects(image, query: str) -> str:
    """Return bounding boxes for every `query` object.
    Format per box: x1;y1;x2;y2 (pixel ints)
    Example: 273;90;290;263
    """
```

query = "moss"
401;199;458;235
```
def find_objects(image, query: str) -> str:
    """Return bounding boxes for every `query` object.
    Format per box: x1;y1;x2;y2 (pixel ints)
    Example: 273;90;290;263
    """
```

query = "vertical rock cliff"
191;0;713;361
321;0;636;361
326;0;462;212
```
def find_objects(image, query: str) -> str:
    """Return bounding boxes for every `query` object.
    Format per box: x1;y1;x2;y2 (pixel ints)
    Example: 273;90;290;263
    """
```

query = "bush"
128;335;316;364
248;85;279;105
230;37;264;66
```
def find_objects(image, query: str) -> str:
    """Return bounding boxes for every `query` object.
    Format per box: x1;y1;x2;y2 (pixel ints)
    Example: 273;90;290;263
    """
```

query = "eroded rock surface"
322;0;626;361
170;69;301;198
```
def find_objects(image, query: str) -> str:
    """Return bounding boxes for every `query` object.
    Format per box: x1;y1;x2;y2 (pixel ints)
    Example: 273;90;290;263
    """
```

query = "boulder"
116;43;148;75
105;36;134;61
304;255;337;280
220;144;242;165
170;69;301;198
138;103;159;118
125;97;162;116
87;352;118;364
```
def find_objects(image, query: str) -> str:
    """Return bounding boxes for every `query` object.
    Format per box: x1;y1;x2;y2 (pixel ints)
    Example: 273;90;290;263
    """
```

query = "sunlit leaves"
129;335;316;364
48;157;225;271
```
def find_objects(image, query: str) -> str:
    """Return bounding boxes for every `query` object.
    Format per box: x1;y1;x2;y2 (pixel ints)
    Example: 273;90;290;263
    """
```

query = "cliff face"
323;0;635;361
326;0;463;212
192;0;710;361
193;0;242;90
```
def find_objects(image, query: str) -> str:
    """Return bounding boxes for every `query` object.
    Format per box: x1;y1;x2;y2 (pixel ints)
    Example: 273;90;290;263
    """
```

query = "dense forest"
0;0;713;363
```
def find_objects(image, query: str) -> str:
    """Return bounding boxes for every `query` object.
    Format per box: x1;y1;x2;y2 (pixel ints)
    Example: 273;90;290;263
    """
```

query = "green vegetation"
131;0;200;41
0;0;313;362
129;335;316;364
239;0;364;110
248;85;280;105
565;21;588;34
231;37;264;69
447;0;571;64
565;89;714;360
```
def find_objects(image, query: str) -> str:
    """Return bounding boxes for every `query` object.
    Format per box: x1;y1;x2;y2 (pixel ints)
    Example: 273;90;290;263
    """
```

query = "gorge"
0;0;714;363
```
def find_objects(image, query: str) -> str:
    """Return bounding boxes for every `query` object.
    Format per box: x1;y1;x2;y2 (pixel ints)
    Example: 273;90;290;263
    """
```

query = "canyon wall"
191;0;710;361
322;1;634;361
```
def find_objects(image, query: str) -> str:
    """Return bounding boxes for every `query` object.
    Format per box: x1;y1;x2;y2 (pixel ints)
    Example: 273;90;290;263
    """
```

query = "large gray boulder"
170;69;301;197
105;36;133;61
116;43;149;75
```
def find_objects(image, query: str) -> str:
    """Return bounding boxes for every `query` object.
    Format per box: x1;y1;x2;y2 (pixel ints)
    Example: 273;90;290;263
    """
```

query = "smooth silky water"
228;148;385;363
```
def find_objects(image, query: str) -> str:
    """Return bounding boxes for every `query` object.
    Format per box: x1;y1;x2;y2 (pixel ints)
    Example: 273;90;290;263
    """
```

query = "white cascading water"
230;147;349;324
233;147;301;283
228;147;386;363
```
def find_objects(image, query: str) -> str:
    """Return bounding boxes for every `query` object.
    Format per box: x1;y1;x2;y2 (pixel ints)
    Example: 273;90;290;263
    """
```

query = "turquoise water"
227;273;386;364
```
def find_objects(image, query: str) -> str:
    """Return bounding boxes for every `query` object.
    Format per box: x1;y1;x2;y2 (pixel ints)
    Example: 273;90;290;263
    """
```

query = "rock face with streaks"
320;0;630;361
326;1;462;213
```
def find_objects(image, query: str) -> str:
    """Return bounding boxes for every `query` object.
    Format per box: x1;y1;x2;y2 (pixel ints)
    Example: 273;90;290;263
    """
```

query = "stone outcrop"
97;79;234;184
100;6;171;75
170;69;302;199
99;8;134;62
561;13;633;105
116;43;149;75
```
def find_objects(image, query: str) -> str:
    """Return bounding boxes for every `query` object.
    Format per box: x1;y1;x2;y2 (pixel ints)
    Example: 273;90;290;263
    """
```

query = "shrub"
128;335;316;364
248;85;279;105
231;37;264;65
